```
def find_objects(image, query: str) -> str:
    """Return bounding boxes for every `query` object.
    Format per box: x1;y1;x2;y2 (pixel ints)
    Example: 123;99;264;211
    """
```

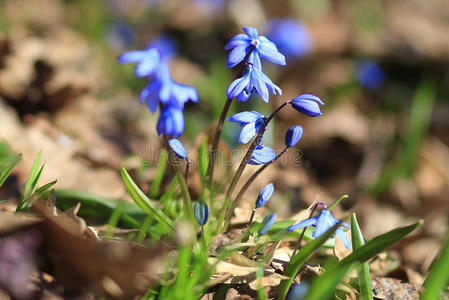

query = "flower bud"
285;125;303;147
259;213;276;235
194;201;209;226
291;94;324;117
168;139;187;159
256;183;274;208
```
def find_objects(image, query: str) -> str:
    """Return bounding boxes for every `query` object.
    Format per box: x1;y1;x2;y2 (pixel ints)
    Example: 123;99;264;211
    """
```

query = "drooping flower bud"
194;201;209;226
285;125;303;147
168;139;187;159
259;212;277;235
256;183;274;208
291;94;324;117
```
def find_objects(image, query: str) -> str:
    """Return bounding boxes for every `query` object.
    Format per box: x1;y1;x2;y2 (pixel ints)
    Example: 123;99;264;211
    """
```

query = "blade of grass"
150;150;168;198
277;222;342;300
16;152;43;211
303;220;423;300
351;213;373;300
421;233;449;300
199;137;209;183
105;200;126;238
121;167;175;230
0;153;21;188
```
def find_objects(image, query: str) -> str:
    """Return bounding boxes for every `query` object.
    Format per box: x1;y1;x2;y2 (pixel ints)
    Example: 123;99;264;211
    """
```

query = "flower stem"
222;146;289;230
216;100;291;233
248;208;257;227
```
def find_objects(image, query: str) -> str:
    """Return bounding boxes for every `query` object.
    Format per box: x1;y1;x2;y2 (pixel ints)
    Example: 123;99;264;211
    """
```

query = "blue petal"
297;94;325;105
225;34;250;50
227;44;249;68
250;69;269;103
157;107;184;137
258;36;286;65
118;50;146;63
248;51;262;70
260;71;282;96
287;218;316;232
291;98;322;117
248;145;276;165
255;183;274;208
243;27;259;39
285;125;303;147
237;89;251;102
336;228;351;249
259;213;276;235
171;82;199;106
168;139;187;158
227;70;251;99
313;211;331;238
227;111;264;124
194;201;209;226
238;123;256;144
139;83;159;112
135;49;160;77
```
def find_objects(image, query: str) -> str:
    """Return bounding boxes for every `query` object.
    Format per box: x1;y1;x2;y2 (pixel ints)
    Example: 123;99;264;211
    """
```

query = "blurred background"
1;0;449;286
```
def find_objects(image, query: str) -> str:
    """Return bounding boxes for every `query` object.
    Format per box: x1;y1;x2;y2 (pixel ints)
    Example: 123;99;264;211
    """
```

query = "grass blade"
304;220;423;300
17;152;44;211
121;167;175;231
351;213;373;300
421;234;449;300
277;222;342;300
0;153;21;188
150;150;168;198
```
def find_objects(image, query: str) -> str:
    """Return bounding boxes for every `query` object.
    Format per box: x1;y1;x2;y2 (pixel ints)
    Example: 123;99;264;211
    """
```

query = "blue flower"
225;26;286;69
118;47;161;77
287;282;309;300
168;139;187;159
265;19;312;59
157;106;184;137
285;125;303;147
256;183;274;208
287;209;351;249
228;111;266;144
259;212;276;235
291;94;324;117
227;64;281;103
355;59;384;90
147;35;177;61
140;63;199;112
248;145;276;165
194;201;209;226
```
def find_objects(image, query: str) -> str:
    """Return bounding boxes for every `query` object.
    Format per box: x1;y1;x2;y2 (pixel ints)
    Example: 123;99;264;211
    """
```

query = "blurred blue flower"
291;94;324;117
285;125;303;147
266;19;312;59
287;282;309;300
194;201;209;226
228;111;266;144
168;139;187;159
157;106;185;137
259;212;277;235
118;47;161;77
147;35;177;61
227;64;282;103
256;183;274;208
225;26;286;69
355;59;385;90
107;22;135;50
248;145;276;165
287;209;351;249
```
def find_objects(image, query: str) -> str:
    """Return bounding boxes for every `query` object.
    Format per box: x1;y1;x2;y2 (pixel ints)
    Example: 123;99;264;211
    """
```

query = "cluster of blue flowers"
118;37;198;137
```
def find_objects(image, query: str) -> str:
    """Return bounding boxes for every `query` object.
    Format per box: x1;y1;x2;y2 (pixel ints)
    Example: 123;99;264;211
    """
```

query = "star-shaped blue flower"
228;111;266;144
227;64;281;103
248;145;276;165
225;26;286;69
287;209;351;249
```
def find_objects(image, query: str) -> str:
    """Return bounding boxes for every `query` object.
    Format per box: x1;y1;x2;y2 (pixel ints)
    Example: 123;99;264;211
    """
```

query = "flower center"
251;38;260;48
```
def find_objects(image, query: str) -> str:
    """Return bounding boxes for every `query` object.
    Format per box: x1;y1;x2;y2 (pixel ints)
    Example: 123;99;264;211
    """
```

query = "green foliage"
421;233;449;300
150;150;168;198
351;213;373;300
121;167;175;231
0;152;21;188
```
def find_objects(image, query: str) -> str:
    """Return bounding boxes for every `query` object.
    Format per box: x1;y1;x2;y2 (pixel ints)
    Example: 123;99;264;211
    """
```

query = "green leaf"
304;220;423;300
328;194;349;210
17;152;44;211
421;234;449;300
121;167;175;231
199;137;209;183
0;153;21;188
351;213;373;300
150;150;168;198
277;222;342;300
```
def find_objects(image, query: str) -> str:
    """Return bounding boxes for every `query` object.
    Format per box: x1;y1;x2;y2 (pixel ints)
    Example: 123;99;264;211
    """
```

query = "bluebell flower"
285;125;303;147
291;94;324;117
227;64;281;103
228;111;266;144
225;26;286;68
168;139;187;159
248;145;276;165
286;282;309;300
140;63;199;112
259;213;276;235
256;183;274;208
147;35;177;61
355;59;385;90
265;19;312;59
287;209;351;249
118;47;161;77
194;201;209;226
157;106;184;137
